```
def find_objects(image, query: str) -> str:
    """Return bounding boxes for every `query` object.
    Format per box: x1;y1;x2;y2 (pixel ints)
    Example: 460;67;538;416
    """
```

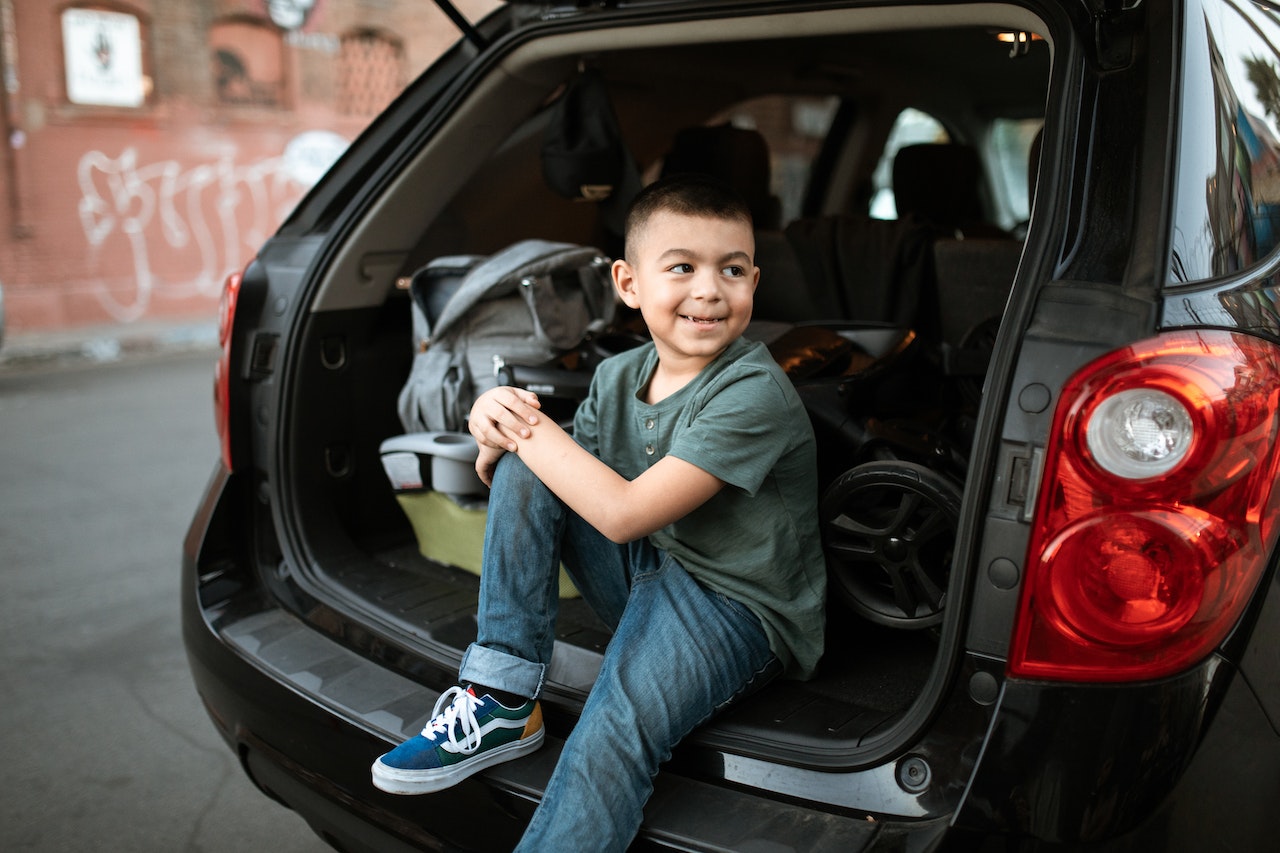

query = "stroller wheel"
820;461;961;629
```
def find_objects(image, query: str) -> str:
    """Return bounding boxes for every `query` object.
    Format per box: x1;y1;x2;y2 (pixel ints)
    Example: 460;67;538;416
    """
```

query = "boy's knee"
495;451;534;483
494;452;553;501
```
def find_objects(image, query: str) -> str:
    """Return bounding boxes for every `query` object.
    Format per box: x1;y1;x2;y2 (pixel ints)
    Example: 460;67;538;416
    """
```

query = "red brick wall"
0;0;499;334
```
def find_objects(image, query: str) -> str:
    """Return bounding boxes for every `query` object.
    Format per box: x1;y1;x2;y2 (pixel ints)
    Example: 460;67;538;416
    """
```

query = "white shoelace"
421;685;484;754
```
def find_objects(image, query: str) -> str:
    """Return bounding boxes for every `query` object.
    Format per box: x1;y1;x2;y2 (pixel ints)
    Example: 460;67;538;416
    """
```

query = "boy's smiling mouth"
680;314;724;325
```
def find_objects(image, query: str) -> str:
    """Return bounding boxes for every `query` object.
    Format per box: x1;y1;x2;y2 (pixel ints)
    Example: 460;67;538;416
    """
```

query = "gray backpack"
397;240;615;433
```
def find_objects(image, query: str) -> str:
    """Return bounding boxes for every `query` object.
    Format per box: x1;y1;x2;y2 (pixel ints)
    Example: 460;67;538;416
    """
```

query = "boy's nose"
689;271;723;299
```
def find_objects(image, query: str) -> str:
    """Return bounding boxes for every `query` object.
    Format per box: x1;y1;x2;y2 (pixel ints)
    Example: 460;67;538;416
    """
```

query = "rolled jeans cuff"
460;642;546;700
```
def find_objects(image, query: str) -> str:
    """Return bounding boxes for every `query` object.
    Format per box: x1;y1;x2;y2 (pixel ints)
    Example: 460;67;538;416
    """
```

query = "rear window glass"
988;117;1043;229
1169;1;1280;284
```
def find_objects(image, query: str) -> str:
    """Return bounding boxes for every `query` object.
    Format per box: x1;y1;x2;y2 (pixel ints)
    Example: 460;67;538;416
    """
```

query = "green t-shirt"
573;336;827;679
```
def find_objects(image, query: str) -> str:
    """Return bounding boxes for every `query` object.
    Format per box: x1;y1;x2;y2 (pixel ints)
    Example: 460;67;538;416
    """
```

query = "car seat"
659;123;782;229
891;142;1009;240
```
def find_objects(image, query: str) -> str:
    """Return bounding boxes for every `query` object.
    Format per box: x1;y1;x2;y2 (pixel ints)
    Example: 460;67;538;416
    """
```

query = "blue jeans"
458;454;778;852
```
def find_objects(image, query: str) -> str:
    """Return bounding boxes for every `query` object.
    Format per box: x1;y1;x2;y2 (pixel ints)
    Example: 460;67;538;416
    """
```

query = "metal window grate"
338;30;403;116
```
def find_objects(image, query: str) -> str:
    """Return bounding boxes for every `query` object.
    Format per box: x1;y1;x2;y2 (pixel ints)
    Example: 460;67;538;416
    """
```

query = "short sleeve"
571;373;601;455
667;367;796;496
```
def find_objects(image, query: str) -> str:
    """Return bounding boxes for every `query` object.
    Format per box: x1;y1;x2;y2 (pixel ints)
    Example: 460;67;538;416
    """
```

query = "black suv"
183;1;1280;850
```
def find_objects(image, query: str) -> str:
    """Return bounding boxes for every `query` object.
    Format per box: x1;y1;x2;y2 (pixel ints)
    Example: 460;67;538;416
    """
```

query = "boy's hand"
475;444;505;487
468;386;542;453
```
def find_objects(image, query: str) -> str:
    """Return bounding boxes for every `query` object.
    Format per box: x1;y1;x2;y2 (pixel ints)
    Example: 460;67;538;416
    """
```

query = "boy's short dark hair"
624;173;753;259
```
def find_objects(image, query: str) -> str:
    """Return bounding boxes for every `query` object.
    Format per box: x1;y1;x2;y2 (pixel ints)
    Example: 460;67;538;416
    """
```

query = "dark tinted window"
1170;1;1280;283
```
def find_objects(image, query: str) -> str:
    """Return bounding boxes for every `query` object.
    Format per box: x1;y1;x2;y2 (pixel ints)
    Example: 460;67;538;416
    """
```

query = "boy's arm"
470;386;541;487
469;386;723;543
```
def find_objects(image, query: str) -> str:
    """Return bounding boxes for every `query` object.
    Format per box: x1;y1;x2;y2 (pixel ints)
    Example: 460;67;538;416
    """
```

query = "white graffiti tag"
75;139;342;321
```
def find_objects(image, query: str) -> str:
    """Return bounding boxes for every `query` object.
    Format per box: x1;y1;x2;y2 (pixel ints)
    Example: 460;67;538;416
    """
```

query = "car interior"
279;4;1053;769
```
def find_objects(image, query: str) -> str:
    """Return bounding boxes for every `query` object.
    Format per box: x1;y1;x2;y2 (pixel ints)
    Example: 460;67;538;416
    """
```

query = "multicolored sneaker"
371;685;544;794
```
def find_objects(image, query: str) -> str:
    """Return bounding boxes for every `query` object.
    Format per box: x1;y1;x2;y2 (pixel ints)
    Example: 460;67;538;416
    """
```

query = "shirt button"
645;444;655;456
645;418;655;430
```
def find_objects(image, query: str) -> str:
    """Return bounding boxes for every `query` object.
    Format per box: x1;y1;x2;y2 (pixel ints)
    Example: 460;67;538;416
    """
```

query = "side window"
986;117;1043;231
1170;2;1280;283
869;108;949;219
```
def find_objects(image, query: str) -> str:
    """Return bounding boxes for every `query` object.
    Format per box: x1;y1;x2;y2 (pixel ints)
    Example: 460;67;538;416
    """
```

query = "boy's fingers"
487;393;537;432
489;410;530;440
496;387;540;424
468;387;539;451
474;442;507;486
482;412;523;450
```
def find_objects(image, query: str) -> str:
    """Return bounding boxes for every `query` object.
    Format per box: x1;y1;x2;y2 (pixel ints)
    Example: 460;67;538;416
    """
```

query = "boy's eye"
722;265;746;277
670;263;694;274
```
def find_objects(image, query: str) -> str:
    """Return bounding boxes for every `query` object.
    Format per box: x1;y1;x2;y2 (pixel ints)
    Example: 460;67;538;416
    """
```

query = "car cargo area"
274;4;1051;773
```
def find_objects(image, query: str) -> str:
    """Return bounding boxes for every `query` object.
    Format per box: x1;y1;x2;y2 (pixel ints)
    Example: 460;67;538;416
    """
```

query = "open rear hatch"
264;0;1052;826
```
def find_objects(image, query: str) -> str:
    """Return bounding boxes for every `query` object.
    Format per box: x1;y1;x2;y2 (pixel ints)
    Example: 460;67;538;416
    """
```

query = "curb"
0;320;220;372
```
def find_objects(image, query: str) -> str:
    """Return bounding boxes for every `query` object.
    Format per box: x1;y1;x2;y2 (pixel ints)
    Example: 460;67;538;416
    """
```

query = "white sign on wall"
62;8;145;107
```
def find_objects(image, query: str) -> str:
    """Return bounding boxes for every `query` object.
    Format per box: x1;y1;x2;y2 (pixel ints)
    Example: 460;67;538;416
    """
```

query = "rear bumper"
181;466;531;851
184;598;947;852
181;466;944;852
183;603;528;852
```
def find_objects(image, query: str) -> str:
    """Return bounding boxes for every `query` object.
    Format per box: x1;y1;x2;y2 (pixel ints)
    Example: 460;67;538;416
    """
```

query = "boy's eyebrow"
657;248;754;265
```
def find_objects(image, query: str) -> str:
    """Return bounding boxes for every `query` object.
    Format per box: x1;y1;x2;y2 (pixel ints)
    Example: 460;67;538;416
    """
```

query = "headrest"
661;124;781;229
892;143;986;228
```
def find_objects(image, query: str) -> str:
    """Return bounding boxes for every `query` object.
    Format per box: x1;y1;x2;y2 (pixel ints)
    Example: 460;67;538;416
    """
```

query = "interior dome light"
1085;388;1194;479
995;31;1044;44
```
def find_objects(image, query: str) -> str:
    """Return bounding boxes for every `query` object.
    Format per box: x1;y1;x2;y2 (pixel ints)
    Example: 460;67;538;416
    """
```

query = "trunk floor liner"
333;543;938;751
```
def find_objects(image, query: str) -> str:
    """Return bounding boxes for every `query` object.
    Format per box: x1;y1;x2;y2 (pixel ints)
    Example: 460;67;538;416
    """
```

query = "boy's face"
613;210;759;373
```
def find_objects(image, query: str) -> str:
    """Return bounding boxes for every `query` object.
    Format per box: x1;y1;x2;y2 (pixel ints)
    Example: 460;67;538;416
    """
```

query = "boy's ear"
612;258;641;309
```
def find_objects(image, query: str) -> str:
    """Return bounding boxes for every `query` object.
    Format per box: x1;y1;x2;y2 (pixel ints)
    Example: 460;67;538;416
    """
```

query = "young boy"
372;174;826;851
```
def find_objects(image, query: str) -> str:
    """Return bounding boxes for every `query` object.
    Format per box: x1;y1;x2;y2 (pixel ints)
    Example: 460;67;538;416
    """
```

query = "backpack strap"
516;254;614;350
429;240;601;344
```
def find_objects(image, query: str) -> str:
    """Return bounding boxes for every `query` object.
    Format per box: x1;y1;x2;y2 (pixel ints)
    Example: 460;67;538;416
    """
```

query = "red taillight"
1008;330;1280;682
214;269;243;472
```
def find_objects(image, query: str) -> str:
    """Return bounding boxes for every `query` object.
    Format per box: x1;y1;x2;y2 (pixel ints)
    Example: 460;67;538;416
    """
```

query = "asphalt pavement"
0;338;331;852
